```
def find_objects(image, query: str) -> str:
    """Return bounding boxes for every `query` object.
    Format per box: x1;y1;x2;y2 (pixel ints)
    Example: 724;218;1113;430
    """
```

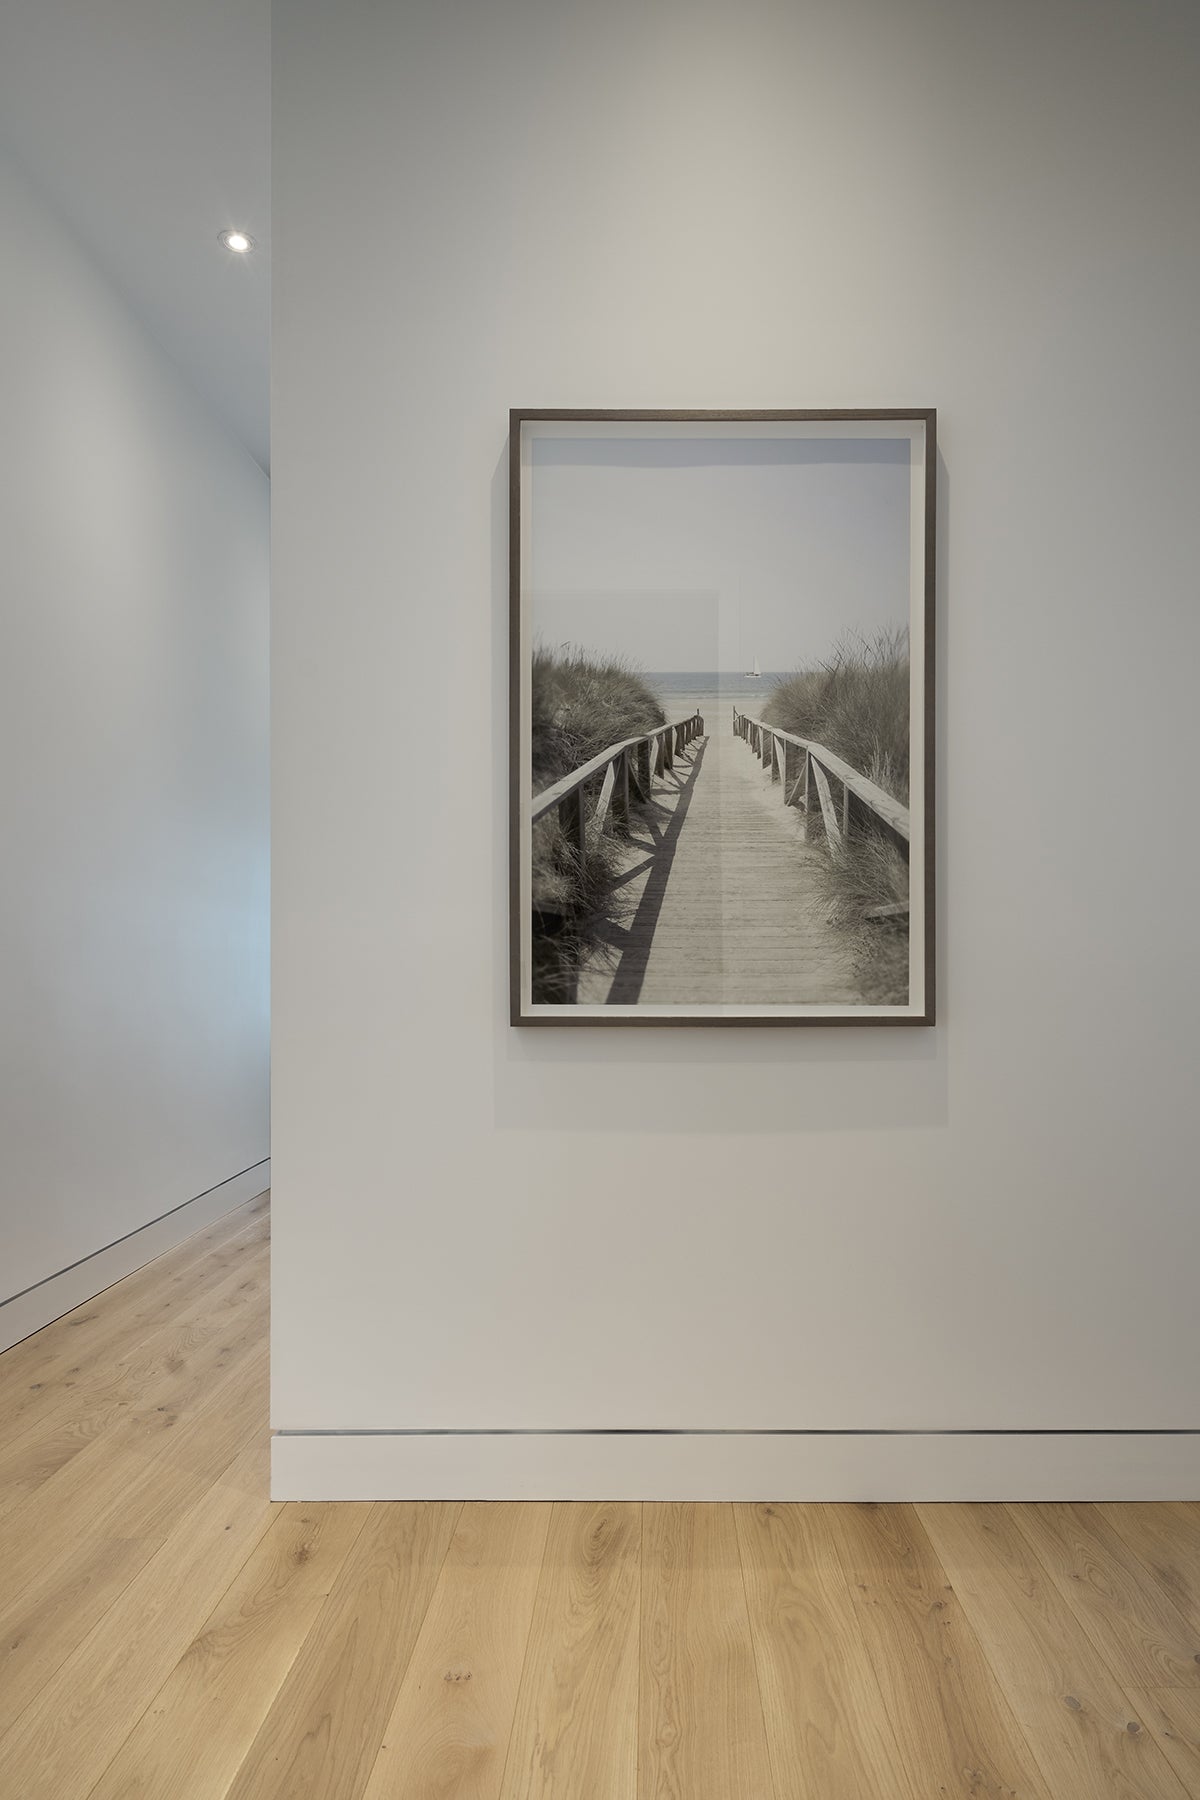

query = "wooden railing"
733;709;909;864
531;712;704;866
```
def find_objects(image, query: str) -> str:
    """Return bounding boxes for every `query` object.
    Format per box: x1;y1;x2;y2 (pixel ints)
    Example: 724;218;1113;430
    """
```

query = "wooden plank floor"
3;1195;1199;1797
579;730;860;1006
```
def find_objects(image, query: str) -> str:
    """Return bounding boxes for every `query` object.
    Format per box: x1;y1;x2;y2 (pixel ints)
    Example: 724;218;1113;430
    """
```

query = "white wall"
0;148;270;1328
272;0;1200;1494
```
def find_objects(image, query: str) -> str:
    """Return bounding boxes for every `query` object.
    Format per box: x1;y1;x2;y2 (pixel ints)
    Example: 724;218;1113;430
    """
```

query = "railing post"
801;750;812;840
560;787;586;868
663;729;673;773
639;739;652;798
615;748;631;826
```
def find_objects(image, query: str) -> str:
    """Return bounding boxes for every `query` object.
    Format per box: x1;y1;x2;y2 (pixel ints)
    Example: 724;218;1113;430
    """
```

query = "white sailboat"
744;651;761;679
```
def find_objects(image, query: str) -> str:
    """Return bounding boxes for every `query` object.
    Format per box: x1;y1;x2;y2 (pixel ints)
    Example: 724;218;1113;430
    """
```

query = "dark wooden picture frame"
510;410;936;1026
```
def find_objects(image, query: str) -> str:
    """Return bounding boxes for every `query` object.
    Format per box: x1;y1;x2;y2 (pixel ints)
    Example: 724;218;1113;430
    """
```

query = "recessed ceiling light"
219;229;255;254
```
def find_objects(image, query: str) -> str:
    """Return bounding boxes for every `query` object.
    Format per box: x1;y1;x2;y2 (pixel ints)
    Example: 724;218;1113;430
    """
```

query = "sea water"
646;671;789;729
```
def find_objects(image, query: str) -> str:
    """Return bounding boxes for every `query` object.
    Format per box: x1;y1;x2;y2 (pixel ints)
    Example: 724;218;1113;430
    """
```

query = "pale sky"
530;436;910;672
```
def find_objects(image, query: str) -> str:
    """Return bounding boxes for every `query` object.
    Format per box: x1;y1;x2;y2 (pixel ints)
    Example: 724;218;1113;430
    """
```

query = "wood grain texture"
363;1501;552;1800
0;1277;270;1740
0;1203;270;1739
0;1201;268;1440
0;1228;268;1497
1123;1686;1200;1792
498;1502;641;1800
0;1396;129;1524
735;1502;909;1800
223;1500;462;1800
0;1337;267;1621
640;1502;774;1800
1009;1501;1200;1686
0;1450;275;1798
88;1501;370;1800
0;1531;156;1738
920;1501;1194;1799
1098;1503;1200;1634
828;1502;1051;1799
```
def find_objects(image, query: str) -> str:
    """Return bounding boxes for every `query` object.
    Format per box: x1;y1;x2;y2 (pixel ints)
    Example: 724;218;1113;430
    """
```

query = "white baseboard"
0;1159;270;1354
271;1427;1200;1502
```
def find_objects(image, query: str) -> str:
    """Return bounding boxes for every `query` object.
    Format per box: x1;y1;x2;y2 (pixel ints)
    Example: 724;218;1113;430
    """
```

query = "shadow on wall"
488;445;952;1136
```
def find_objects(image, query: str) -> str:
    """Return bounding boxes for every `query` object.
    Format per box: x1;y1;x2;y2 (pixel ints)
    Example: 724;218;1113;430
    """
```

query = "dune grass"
764;629;912;1005
764;626;910;804
530;647;665;1003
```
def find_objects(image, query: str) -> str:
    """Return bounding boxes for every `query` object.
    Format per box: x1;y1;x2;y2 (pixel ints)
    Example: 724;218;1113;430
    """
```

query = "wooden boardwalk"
579;725;860;1007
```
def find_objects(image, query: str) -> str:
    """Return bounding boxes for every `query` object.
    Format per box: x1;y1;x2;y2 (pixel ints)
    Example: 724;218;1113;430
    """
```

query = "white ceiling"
0;0;270;472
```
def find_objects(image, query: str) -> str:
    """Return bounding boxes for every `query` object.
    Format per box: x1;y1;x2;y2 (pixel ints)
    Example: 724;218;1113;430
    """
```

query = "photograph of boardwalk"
512;413;934;1024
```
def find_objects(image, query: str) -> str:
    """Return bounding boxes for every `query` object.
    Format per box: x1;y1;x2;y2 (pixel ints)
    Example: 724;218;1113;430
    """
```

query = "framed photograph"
510;410;936;1026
